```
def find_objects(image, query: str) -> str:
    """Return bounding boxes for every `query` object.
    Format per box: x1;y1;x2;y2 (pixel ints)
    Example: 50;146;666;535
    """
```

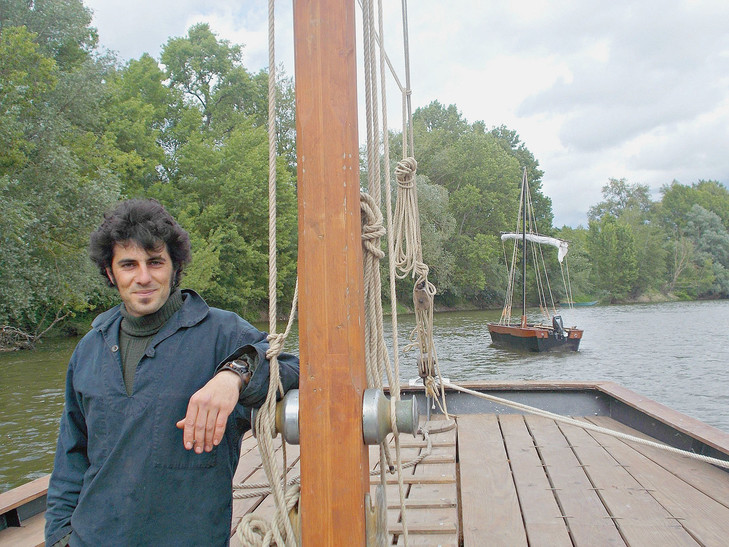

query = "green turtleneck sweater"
118;289;183;395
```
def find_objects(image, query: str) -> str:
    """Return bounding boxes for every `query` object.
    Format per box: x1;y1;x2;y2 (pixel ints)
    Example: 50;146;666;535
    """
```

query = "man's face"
106;241;174;317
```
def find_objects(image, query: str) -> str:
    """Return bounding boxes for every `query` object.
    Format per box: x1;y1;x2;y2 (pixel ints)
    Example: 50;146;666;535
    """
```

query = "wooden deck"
3;408;729;546
230;414;729;546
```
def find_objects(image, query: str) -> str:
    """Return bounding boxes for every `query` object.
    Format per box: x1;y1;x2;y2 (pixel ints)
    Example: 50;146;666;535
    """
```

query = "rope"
234;2;300;544
234;420;458;500
392;158;447;409
360;188;408;539
443;381;729;470
360;0;422;542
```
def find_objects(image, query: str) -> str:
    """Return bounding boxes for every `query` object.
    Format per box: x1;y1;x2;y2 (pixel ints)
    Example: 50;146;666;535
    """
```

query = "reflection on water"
2;300;728;491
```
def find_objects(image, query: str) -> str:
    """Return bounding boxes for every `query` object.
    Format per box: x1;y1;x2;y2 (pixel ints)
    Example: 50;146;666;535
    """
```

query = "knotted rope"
392;158;446;410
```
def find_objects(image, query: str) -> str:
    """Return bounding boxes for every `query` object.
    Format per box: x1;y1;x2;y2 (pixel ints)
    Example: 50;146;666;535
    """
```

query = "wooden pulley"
417;353;436;378
413;280;432;311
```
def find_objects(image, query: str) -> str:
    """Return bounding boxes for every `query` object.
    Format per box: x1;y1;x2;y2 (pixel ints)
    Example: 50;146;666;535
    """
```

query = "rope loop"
395;157;417;188
360;191;386;259
236;485;301;547
266;333;286;360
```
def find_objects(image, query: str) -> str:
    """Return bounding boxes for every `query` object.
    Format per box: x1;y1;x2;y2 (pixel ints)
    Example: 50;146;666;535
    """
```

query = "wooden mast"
521;169;527;328
293;0;369;544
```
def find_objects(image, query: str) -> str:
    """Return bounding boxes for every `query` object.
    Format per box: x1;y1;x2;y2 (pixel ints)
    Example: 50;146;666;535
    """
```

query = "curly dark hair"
89;199;191;289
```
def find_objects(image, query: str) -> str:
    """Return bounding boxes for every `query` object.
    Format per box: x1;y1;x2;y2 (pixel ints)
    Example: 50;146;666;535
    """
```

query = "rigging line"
375;0;411;502
444;381;729;471
355;0;406;93
524;179;558;318
401;0;415;155
565;259;575;307
360;1;411;541
235;2;299;545
362;0;379;202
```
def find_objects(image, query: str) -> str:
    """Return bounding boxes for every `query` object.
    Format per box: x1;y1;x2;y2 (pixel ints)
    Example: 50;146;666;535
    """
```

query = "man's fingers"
213;412;228;447
204;409;218;452
179;373;240;453
182;405;199;450
194;409;207;454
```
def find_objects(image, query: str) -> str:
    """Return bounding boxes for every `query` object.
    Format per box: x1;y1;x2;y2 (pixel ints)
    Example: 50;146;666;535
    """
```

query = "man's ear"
106;267;115;286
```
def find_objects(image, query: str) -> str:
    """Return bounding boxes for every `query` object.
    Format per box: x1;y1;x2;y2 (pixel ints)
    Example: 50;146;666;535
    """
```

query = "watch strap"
217;358;251;389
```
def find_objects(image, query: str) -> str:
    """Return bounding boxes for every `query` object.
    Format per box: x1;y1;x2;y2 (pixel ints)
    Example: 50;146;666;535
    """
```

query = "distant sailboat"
488;169;583;351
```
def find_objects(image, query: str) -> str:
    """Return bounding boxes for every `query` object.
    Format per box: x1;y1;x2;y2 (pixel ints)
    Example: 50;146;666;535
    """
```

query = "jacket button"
111;345;119;352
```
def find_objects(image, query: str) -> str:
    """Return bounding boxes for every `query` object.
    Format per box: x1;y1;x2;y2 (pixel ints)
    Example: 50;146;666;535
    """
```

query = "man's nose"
136;264;152;284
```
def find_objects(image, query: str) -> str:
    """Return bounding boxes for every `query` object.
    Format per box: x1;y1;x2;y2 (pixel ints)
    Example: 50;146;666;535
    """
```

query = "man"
45;199;299;546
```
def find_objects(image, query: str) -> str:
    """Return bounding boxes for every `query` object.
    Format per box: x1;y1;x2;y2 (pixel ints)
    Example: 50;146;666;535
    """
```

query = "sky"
83;0;729;227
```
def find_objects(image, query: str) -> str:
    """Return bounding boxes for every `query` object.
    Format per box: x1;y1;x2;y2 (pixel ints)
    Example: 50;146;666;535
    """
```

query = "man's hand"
176;371;242;453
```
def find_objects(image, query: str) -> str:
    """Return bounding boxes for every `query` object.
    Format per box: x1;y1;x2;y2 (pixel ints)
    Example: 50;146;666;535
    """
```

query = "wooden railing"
0;474;49;546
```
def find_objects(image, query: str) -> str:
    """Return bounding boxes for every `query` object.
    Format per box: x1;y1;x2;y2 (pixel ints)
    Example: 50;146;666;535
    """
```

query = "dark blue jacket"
45;290;299;546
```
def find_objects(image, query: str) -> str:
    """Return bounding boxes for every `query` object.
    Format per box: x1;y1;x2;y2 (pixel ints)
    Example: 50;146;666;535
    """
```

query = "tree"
588;178;653;222
659;180;729;231
414;175;456;293
587;215;638;302
104;54;175;195
1;0;98;69
0;26;57;170
0;5;121;346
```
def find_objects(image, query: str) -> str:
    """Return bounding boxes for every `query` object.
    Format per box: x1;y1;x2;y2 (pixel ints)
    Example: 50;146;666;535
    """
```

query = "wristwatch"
218;358;252;387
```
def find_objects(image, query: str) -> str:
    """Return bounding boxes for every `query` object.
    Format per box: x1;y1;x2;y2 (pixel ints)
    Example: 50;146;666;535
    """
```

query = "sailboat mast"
521;168;527;328
293;0;369;543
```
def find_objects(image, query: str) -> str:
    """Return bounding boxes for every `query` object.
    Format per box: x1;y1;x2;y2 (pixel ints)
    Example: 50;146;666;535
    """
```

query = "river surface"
1;299;728;492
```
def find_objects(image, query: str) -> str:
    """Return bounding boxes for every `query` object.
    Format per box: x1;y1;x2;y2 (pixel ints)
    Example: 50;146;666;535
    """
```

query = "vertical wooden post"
293;0;369;545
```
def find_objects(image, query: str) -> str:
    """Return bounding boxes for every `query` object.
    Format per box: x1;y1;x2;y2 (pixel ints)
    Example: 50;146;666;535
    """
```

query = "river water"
1;299;728;492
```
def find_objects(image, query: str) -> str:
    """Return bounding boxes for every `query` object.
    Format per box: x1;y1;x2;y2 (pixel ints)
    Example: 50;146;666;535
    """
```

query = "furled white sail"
501;233;569;263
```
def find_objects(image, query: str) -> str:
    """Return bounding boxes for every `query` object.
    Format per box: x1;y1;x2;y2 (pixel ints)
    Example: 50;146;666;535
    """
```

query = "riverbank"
0;291;721;353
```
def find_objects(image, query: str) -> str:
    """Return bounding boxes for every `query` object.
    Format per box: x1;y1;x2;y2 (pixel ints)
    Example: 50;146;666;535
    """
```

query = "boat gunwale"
487;323;583;339
398;380;729;457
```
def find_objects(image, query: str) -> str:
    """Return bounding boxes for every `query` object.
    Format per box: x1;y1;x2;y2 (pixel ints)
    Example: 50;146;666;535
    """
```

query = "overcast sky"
84;0;729;227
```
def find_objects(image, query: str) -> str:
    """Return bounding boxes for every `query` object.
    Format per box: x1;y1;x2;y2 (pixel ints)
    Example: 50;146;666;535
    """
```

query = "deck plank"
559;421;699;545
524;415;626;546
0;512;45;547
458;413;528;546
587;416;729;509
388;417;459;546
499;414;572;547
580;416;729;546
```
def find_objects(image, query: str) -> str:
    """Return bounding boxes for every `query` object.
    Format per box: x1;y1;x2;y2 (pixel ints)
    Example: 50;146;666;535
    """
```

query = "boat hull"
488;323;582;352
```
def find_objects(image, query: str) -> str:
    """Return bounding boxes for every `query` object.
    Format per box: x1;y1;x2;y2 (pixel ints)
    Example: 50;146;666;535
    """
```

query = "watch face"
228;360;249;375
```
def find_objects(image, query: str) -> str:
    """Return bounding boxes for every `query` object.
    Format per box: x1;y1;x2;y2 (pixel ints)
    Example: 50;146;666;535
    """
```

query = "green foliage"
414;175;457;292
587;215;638;301
0;7;121;340
659;179;729;231
0;26;58;170
388;101;553;305
1;0;97;69
588;178;653;222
